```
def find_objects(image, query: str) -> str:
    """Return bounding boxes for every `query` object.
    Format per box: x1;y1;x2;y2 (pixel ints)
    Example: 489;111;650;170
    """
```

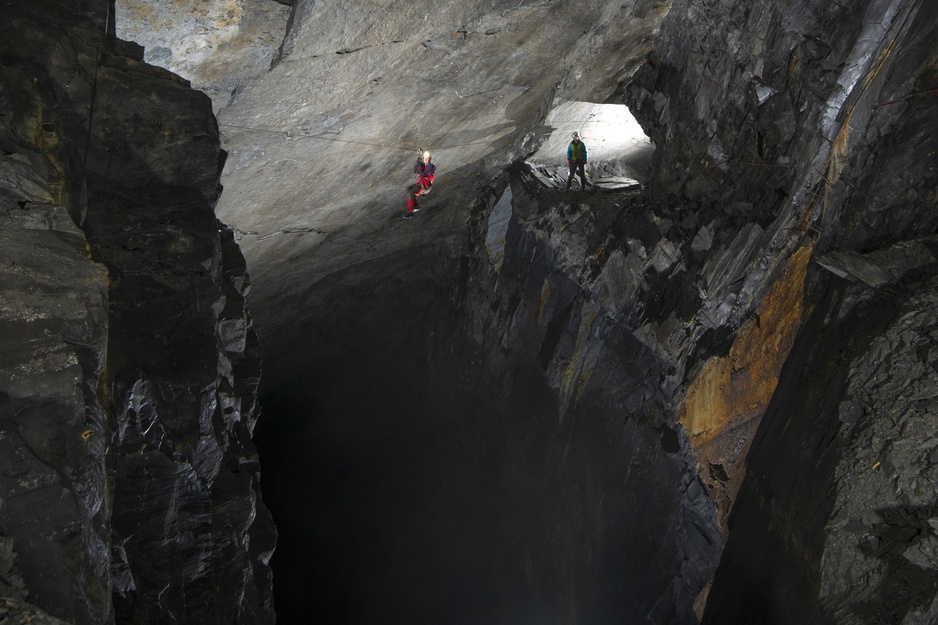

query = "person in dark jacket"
405;150;436;217
565;131;588;190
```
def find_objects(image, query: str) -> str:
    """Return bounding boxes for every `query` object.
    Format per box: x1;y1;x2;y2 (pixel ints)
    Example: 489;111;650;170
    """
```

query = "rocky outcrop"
0;134;110;625
703;240;938;625
0;1;274;623
623;0;938;621
460;174;725;623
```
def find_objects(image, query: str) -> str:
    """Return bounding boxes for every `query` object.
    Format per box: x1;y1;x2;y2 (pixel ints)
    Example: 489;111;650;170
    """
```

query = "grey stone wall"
0;1;275;622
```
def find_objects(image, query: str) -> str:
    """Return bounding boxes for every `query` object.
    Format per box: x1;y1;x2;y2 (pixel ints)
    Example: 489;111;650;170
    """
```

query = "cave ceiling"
117;0;672;366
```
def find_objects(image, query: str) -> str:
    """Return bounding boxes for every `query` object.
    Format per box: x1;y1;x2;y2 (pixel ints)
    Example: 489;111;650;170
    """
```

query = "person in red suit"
405;150;436;218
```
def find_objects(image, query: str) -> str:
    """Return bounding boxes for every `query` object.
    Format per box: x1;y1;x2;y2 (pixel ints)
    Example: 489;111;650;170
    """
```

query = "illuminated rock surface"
1;2;273;623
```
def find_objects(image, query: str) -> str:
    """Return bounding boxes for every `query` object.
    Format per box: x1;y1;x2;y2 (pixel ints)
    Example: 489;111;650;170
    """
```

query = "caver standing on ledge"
565;131;588;190
404;150;436;219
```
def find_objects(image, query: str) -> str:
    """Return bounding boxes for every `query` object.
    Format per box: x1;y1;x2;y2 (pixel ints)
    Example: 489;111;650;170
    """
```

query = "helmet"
572;131;580;138
422;150;432;160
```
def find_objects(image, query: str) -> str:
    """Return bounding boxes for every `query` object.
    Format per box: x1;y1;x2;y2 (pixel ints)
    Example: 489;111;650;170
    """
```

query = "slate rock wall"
0;1;274;622
450;0;938;621
0;140;111;624
437;165;731;623
620;0;938;621
703;240;938;625
114;0;291;111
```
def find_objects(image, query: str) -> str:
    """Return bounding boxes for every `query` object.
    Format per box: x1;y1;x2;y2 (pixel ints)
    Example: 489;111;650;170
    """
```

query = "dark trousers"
406;183;421;212
566;160;586;189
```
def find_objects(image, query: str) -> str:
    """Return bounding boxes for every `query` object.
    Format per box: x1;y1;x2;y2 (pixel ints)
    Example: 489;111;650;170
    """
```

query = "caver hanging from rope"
414;150;435;196
404;150;436;218
565;131;588;190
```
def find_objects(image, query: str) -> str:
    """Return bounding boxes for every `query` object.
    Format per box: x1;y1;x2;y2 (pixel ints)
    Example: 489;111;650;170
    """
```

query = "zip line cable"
217;115;650;154
218;122;503;154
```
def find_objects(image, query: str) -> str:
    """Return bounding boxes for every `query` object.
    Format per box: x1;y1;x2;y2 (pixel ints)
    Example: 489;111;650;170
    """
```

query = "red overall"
407;159;436;213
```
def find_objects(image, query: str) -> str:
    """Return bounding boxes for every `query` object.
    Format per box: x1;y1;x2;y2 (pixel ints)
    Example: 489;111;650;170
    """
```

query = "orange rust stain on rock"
679;244;815;447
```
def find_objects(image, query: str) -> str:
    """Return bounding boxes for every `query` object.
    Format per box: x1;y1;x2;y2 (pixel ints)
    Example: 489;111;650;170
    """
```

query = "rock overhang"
194;0;672;358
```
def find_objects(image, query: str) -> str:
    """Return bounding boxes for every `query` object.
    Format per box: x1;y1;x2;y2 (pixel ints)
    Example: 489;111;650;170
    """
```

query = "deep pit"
247;101;692;624
252;181;719;625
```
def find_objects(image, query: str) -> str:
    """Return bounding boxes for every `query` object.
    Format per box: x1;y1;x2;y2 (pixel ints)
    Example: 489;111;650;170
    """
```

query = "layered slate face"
1;1;275;623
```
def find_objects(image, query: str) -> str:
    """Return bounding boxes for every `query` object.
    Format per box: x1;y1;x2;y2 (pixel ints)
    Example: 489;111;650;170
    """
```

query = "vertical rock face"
0;139;110;624
0;1;274;623
1;5;114;622
703;242;938;625
455;176;726;624
403;0;937;620
621;0;938;621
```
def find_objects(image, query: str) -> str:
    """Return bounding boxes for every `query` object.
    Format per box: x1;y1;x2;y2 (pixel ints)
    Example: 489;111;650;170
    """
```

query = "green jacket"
567;140;587;162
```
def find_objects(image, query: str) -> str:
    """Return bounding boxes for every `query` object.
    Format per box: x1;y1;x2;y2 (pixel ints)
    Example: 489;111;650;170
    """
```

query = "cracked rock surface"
1;1;275;622
704;238;938;625
115;0;291;111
